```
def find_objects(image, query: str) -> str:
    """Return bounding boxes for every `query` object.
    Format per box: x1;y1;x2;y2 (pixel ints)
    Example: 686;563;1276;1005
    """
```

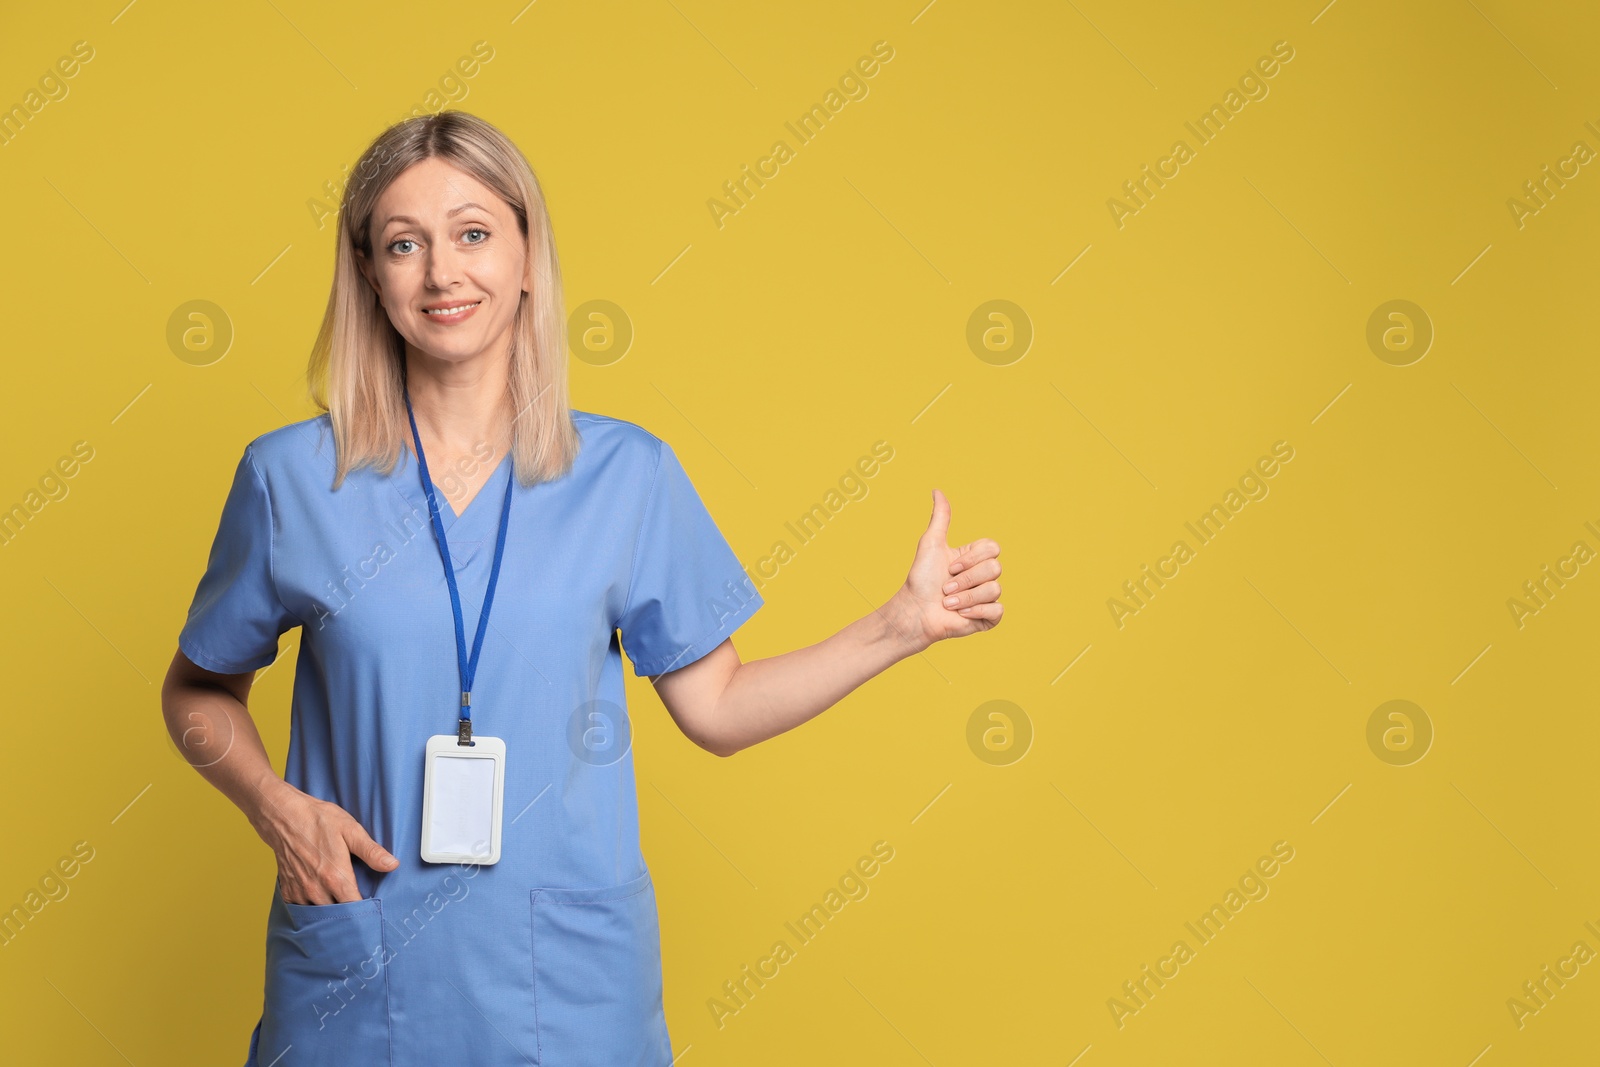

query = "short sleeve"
617;440;763;677
177;443;299;674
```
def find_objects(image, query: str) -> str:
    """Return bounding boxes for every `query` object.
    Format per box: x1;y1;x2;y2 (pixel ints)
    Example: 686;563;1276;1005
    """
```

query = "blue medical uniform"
177;410;763;1066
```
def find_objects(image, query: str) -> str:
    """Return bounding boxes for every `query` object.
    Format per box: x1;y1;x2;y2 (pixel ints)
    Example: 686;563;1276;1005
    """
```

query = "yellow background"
2;0;1597;1063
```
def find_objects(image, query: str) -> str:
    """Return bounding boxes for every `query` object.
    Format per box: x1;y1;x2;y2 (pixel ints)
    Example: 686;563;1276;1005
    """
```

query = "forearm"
162;670;399;900
161;680;289;829
705;589;928;756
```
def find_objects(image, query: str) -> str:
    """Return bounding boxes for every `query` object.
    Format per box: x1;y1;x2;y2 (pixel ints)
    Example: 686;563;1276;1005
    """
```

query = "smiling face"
357;156;531;369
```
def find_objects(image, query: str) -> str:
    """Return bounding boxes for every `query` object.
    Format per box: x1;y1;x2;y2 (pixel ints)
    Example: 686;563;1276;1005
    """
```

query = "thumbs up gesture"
894;489;1003;647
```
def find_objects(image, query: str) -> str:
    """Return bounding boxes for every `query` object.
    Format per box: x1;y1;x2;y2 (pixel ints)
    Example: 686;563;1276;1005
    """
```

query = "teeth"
424;302;480;316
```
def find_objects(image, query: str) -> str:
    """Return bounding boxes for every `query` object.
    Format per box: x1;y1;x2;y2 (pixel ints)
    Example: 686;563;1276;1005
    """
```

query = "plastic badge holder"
420;734;505;864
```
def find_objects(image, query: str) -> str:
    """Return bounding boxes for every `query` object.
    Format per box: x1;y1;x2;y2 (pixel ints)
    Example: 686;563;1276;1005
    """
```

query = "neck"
403;346;512;456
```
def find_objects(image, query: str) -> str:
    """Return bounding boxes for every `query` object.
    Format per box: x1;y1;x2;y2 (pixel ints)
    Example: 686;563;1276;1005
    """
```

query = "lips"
421;300;482;318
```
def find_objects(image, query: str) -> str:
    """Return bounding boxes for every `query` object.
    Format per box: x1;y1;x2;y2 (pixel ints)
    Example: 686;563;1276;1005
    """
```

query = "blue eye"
389;239;417;255
464;228;489;243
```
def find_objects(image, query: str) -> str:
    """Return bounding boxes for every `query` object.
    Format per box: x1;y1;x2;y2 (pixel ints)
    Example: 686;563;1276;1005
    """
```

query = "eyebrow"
380;202;491;230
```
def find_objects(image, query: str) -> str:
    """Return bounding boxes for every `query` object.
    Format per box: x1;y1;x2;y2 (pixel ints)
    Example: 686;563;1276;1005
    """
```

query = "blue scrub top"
177;410;763;1067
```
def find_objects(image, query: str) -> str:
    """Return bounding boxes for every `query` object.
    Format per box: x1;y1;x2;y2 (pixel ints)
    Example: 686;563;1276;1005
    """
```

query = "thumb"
345;821;400;872
922;488;951;546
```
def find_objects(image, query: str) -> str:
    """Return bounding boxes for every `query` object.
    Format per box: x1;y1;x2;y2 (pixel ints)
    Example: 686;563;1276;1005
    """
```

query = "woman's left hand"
892;488;1002;649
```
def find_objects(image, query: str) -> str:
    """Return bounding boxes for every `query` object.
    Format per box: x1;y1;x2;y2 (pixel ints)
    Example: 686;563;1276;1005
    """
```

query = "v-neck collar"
395;445;514;540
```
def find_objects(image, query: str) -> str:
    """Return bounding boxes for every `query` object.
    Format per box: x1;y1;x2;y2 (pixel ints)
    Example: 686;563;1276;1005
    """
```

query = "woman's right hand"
247;777;399;904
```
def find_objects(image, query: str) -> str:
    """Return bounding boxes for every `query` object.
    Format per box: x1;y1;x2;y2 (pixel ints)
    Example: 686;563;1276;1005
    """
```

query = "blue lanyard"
402;385;515;747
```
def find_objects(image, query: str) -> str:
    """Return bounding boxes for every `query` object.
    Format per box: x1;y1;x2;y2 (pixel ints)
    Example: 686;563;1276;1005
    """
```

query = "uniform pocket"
530;869;673;1067
257;885;392;1066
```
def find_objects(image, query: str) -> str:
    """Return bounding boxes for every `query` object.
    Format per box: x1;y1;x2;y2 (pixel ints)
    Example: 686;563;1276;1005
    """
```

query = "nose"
424;242;464;291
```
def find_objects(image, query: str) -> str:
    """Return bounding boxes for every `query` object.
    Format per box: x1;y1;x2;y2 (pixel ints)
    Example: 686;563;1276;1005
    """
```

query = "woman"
162;110;1002;1066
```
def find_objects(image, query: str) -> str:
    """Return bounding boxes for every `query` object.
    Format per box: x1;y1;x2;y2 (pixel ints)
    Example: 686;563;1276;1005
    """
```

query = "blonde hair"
305;110;579;489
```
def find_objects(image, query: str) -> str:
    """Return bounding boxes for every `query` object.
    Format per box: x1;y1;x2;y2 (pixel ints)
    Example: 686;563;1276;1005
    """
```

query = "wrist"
883;586;933;657
243;774;299;841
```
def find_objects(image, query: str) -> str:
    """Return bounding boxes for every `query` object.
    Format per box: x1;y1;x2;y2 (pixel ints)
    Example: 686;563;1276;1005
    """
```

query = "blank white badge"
420;734;505;864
